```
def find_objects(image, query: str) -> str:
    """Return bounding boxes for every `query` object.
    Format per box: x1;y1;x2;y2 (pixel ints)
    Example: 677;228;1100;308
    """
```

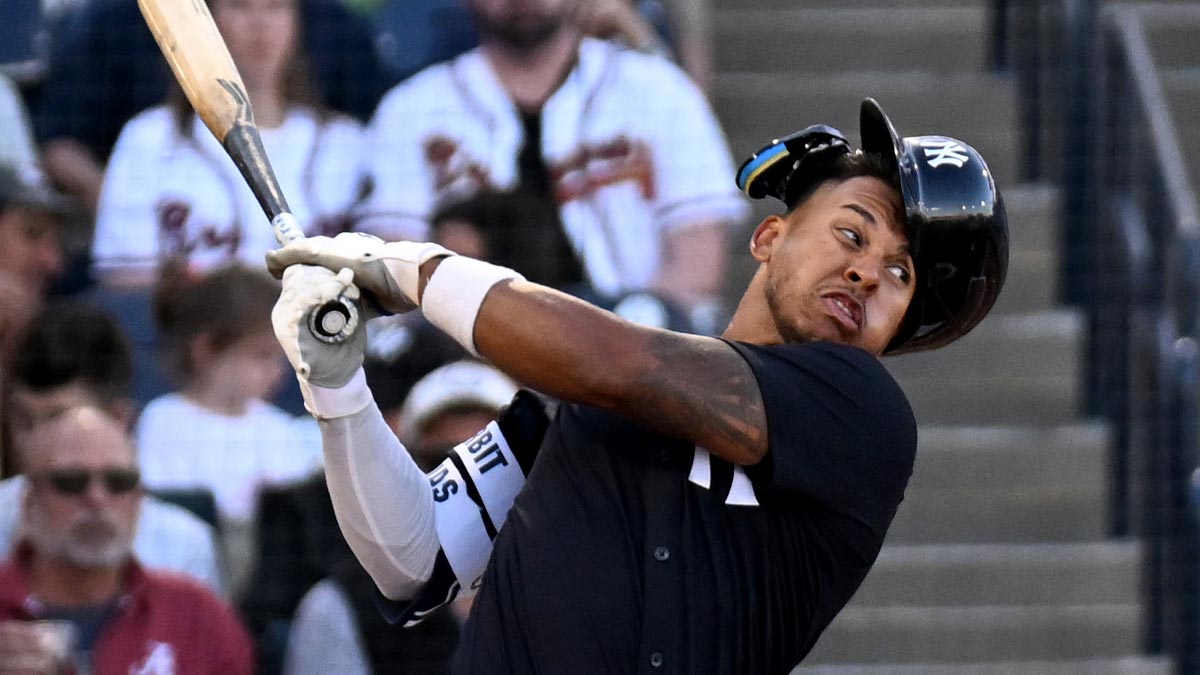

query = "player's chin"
817;321;885;354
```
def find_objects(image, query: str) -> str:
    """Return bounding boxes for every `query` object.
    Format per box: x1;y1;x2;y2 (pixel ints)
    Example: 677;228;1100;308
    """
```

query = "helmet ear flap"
735;125;852;207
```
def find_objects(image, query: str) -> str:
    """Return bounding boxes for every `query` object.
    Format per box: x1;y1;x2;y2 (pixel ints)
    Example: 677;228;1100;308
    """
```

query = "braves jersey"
93;106;367;277
360;38;748;298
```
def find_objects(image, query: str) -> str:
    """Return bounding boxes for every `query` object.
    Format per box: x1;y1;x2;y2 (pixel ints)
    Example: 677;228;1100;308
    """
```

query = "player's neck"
484;28;581;111
723;272;782;345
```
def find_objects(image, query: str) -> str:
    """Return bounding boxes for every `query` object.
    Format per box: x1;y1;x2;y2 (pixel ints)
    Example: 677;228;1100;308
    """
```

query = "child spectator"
137;263;321;592
91;0;369;287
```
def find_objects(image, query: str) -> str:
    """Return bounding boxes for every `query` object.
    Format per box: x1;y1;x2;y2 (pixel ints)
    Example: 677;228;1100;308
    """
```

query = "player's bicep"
624;333;767;466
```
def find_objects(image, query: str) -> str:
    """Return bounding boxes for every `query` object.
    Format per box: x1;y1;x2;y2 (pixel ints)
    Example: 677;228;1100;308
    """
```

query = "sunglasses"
34;468;142;496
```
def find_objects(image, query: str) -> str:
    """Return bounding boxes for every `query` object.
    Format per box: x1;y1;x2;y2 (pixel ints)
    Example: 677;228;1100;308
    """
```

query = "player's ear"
750;215;785;263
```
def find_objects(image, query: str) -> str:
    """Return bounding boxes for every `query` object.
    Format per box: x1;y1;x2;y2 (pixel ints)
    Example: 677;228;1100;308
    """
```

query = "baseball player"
268;99;1009;673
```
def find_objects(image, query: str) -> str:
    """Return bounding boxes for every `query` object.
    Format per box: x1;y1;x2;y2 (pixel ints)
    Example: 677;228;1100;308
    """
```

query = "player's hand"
266;232;454;315
272;265;369;418
0;621;68;675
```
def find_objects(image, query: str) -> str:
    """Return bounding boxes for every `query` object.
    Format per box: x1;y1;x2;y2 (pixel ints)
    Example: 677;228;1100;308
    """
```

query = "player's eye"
888;264;911;285
837;228;863;247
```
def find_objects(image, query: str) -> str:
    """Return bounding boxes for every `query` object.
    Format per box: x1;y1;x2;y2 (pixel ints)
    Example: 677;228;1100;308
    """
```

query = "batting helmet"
734;98;1009;355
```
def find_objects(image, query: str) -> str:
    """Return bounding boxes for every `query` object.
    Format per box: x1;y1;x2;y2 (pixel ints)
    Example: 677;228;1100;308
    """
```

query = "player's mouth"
821;292;864;332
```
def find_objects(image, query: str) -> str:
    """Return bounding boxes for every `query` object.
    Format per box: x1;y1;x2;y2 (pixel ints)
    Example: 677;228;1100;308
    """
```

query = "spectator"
33;0;390;216
429;189;586;298
91;0;370;287
0;299;224;592
238;319;464;674
0;165;73;374
282;361;517;675
393;360;520;471
358;0;747;332
0;407;255;674
137;264;321;592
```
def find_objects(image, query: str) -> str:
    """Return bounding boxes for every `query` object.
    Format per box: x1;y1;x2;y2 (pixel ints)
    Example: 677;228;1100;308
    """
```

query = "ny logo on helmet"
921;140;970;168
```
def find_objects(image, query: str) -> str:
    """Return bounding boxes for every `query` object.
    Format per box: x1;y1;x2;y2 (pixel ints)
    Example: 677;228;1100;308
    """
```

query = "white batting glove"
272;265;372;419
266;232;453;314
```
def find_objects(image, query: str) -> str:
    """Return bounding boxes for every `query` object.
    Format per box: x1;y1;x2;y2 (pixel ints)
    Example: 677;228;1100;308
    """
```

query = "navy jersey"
452;341;918;674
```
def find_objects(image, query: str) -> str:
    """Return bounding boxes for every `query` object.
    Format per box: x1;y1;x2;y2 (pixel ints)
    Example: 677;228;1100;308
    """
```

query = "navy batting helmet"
734;98;1009;355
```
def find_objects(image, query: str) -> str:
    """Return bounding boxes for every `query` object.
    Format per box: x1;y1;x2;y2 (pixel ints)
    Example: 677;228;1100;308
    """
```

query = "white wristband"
304;367;373;419
421;256;523;356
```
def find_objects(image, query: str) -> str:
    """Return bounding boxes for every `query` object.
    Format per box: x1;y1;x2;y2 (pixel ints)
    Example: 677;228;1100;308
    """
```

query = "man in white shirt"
360;0;747;331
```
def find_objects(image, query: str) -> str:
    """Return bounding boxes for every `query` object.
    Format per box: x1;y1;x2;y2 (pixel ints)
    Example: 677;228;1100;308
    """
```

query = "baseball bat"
137;0;356;342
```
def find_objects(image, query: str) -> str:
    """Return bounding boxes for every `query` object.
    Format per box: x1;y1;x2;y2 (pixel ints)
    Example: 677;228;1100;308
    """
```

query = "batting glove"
266;232;453;314
272;265;371;419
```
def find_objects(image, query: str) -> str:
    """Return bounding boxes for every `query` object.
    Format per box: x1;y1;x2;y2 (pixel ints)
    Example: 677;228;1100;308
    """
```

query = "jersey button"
650;652;664;668
653;546;670;562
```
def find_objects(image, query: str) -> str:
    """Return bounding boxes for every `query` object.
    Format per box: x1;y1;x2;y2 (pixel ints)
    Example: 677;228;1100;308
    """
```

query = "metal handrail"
997;0;1200;669
1112;6;1200;240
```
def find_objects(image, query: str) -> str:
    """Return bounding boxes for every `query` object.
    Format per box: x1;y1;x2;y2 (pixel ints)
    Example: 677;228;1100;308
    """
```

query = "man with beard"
0;407;254;675
266;100;1008;672
358;0;747;333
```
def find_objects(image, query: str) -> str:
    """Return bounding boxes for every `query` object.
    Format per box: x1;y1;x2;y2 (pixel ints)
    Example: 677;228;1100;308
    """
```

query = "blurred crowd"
0;0;750;672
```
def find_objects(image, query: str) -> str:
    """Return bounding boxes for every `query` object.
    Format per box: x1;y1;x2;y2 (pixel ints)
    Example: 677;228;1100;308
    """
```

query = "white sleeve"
356;82;436;241
319;400;439;600
283;580;371;675
93;112;169;276
641;59;749;231
309;116;370;228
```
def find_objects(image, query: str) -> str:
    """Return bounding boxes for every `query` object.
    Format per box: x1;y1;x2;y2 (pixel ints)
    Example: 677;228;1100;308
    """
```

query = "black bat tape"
222;117;356;343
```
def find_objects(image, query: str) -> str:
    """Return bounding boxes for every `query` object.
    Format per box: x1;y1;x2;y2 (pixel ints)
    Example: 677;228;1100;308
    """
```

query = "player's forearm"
319;397;439;600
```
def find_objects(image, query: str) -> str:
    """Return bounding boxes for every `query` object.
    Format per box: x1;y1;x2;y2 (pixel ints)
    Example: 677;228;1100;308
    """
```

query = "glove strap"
422;257;524;356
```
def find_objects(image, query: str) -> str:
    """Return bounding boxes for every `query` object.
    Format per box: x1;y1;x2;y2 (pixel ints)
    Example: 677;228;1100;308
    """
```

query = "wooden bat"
137;0;355;342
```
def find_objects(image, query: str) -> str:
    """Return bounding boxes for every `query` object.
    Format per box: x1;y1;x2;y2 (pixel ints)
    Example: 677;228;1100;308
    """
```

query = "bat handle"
272;213;358;344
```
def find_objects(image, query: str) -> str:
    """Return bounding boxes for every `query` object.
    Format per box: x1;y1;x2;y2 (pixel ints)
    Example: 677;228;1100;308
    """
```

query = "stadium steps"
708;1;1165;672
800;659;1173;675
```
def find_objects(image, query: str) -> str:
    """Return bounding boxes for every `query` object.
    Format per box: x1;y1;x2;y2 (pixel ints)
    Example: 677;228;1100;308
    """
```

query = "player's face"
470;0;577;50
212;0;298;89
753;176;914;355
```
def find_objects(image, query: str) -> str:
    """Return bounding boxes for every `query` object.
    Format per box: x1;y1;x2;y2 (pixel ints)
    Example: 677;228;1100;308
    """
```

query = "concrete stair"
799;660;1173;675
707;0;1163;671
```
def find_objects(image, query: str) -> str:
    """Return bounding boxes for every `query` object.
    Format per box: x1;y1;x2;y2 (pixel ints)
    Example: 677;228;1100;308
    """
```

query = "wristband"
422;256;524;356
304;367;373;419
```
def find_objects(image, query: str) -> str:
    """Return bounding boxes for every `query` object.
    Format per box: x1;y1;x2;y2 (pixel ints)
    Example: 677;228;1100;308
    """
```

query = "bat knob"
308;296;358;344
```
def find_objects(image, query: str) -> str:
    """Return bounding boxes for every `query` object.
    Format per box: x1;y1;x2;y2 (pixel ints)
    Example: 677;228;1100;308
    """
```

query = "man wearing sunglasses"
0;407;255;675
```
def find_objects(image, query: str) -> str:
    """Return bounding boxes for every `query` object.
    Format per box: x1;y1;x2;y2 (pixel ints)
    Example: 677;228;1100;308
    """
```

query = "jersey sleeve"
92;111;170;276
726;340;918;534
375;390;550;626
356;78;439;240
636;57;749;232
